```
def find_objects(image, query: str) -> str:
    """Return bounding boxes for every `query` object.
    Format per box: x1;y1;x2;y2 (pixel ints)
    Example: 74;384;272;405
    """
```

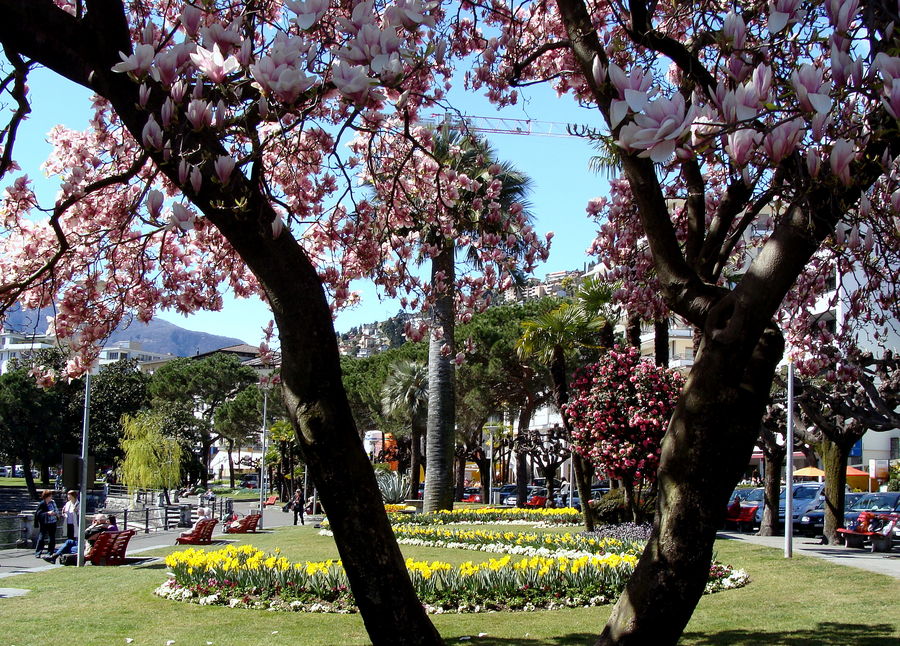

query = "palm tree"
420;128;535;513
517;279;618;530
381;360;429;498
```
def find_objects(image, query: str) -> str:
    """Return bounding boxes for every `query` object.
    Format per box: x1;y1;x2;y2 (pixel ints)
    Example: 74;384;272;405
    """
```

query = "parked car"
239;474;259;488
505;486;547;506
843;492;900;538
460;487;482;503
796;492;865;537
555;486;609;510
755;483;833;524
0;466;7;477
494;484;517;505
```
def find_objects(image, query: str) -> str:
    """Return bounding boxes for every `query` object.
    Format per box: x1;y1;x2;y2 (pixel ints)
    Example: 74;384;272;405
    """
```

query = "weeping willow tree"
119;411;182;502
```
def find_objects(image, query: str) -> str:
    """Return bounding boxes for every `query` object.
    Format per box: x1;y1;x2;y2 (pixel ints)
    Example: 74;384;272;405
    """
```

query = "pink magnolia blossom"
616;92;696;162
763;119;803;163
168;203;196;231
141;114;163;149
726;128;760;166
767;0;802;34
213;155;236;185
332;61;383;105
190;44;240;83
186;99;213;130
180;5;203;38
829;138;854;186
791;63;832;115
284;0;330;31
111;44;155;76
146;190;164;218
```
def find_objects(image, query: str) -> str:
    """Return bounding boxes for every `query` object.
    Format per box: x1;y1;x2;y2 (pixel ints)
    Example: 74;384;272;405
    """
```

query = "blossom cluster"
565;346;684;486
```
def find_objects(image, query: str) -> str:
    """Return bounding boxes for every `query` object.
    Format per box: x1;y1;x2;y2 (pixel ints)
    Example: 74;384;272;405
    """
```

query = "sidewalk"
718;530;900;579
0;501;319;580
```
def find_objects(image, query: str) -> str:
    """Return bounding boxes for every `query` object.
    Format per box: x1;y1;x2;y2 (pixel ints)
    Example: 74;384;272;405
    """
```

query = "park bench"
263;495;279;506
175;518;219;545
725;504;759;532
837;512;898;552
223;513;261;534
86;529;136;566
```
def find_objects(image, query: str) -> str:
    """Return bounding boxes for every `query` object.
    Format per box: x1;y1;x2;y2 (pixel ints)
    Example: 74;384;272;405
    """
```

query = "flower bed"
321;507;583;531
387;525;644;558
156;542;748;613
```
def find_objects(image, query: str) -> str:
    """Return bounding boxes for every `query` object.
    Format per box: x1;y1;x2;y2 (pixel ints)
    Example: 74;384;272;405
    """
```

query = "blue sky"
12;68;608;344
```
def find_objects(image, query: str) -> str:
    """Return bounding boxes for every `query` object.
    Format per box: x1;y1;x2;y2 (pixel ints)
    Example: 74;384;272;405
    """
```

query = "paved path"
718;530;900;579
0;501;321;580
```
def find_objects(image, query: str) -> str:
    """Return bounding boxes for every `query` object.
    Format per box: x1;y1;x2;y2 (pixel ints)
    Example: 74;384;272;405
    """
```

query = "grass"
1;524;897;646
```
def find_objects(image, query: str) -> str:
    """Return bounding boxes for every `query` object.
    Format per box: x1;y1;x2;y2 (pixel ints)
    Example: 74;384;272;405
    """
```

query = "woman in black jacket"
34;490;59;558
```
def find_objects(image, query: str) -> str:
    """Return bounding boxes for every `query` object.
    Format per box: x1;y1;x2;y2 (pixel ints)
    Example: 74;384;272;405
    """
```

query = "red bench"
837;512;898;552
224;514;261;534
175;518;219;545
263;495;279;507
86;530;136;566
725;504;758;532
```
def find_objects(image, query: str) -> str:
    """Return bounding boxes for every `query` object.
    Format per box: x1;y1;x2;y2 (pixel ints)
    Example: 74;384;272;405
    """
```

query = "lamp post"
785;358;795;558
258;376;271;529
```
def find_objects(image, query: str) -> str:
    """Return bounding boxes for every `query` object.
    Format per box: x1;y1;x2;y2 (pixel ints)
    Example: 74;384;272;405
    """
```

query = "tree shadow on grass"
681;622;897;646
461;634;595;645
464;623;897;646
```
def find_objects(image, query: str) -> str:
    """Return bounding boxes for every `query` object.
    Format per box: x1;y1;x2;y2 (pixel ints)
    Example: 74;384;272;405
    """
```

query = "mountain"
3;306;245;357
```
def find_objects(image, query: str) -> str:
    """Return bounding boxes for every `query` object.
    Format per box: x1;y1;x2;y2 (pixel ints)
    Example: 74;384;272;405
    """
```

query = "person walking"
62;490;79;541
33;490;59;558
291;490;304;525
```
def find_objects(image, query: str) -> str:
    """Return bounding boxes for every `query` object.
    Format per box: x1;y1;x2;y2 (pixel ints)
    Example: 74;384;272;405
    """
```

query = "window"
891;437;899;461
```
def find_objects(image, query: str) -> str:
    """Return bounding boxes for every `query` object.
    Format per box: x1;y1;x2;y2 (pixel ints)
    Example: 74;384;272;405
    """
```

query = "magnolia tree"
3;1;900;644
449;0;900;643
566;346;684;522
0;1;548;644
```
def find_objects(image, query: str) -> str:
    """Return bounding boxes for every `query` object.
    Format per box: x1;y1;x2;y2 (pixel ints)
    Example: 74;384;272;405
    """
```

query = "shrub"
592;489;655;525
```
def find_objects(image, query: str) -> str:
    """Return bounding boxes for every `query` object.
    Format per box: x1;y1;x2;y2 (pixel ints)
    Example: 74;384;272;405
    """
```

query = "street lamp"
258;375;273;529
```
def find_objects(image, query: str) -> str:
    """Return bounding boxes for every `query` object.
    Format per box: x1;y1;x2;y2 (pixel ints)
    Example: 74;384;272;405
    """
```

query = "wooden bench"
837;512;898;552
86;529;136;566
223;514;261;534
725;504;758;532
263;495;279;507
175;518;219;545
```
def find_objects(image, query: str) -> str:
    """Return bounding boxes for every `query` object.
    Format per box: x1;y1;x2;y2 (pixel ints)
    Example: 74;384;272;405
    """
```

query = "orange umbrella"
793;466;825;477
845;466;869;476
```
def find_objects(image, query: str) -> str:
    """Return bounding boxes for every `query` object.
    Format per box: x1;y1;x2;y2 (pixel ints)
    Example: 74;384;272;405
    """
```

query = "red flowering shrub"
565;346;684;517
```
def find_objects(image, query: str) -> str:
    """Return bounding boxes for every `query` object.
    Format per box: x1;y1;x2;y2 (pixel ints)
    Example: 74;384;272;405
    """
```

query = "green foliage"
340;342;427;432
85;358;150;466
0;352;81;477
119;411;181;490
592;489;656;525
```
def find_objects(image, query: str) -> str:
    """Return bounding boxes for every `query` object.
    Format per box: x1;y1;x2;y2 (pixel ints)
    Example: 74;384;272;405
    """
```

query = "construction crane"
423;112;599;138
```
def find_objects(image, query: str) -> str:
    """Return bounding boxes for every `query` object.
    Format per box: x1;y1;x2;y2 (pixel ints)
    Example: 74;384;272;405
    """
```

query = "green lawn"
1;525;897;646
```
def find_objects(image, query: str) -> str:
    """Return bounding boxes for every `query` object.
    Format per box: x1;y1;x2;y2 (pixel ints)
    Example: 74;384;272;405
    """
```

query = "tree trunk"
227;439;236;489
654;319;669;367
455;453;466;501
626;313;641;349
549;343;595;529
622;477;639;523
757;428;786;537
23;454;37;499
573;453;596;531
515;404;533;507
596;327;783;646
423;244;456;513
409;419;424;498
758;452;783;536
820;438;853;545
